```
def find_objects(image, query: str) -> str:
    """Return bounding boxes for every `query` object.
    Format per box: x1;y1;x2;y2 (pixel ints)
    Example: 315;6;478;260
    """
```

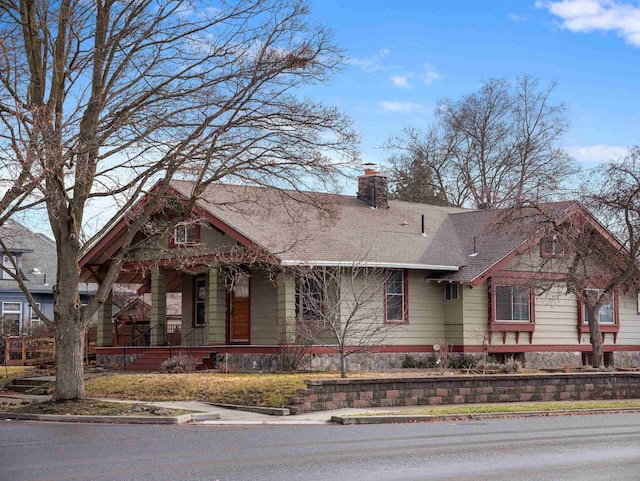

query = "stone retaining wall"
286;373;640;413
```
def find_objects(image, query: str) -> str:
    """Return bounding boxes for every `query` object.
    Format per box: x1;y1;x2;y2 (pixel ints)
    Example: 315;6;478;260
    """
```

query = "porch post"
150;266;167;346
207;267;226;343
276;271;296;344
96;288;113;347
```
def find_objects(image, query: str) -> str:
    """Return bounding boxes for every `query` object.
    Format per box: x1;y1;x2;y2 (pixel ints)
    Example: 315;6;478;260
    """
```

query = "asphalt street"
1;412;640;481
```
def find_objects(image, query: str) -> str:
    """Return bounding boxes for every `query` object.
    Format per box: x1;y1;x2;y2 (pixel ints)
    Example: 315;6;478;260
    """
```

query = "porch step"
123;349;215;371
4;376;54;395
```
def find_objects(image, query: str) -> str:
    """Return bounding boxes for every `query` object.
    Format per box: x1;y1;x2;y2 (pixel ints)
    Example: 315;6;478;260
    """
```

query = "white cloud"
566;144;629;163
508;12;527;22
348;49;391;72
391;75;412;88
423;70;441;85
378;101;424;113
422;63;441;85
537;0;640;47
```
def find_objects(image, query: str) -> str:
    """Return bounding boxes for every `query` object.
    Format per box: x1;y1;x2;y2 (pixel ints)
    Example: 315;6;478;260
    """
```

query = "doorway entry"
227;271;250;343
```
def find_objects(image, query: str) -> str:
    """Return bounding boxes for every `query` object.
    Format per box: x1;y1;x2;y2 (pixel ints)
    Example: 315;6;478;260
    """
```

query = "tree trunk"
54;316;86;400
339;347;347;378
585;304;604;368
52;230;86;400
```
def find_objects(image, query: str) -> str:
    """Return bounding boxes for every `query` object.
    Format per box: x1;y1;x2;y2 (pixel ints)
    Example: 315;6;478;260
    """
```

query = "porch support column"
207;267;226;343
96;288;113;347
150;266;167;346
276;271;296;344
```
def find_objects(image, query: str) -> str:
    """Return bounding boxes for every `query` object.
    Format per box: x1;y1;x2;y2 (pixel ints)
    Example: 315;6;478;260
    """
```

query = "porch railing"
179;326;206;347
168;326;205;359
122;324;165;370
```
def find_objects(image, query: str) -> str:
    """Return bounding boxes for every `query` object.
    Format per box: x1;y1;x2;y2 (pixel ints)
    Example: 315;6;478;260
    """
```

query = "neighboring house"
0;220;94;336
0;220;56;335
112;292;182;346
79;171;640;369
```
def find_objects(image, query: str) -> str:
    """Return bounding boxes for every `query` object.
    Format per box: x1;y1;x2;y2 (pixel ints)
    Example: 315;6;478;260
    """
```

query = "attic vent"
469;236;478;257
400;221;409;226
32;268;40;274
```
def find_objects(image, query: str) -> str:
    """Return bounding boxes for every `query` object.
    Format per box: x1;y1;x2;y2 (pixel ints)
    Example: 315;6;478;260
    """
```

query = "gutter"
279;260;459;271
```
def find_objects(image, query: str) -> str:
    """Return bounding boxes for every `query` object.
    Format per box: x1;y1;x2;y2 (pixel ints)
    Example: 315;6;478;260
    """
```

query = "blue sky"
305;0;640;188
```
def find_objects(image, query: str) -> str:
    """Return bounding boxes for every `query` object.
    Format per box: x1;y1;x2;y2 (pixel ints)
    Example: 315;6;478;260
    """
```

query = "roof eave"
280;260;459;271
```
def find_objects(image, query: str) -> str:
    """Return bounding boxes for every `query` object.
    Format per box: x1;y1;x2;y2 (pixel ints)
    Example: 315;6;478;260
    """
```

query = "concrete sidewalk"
2;392;639;425
0;392;412;424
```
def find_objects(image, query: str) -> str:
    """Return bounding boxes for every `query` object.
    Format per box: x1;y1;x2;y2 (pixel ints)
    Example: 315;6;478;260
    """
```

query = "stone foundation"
613;351;640;368
523;352;582;369
286;372;640;413
213;352;420;373
96;353;143;369
96;349;640;372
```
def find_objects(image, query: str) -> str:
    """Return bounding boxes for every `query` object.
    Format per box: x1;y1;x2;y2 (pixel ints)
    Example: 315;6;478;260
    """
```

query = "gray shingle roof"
171;181;468;269
170;181;575;282
0;220;56;293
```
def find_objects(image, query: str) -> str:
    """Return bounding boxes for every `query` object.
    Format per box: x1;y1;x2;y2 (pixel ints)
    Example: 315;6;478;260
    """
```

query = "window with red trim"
194;277;206;327
170;223;200;247
295;274;324;322
494;285;531;322
385;269;407;322
541;233;565;258
580;289;615;324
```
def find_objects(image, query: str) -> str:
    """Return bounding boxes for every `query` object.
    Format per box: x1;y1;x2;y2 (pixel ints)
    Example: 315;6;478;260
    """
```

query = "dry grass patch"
85;373;342;407
0;366;38;380
1;400;189;416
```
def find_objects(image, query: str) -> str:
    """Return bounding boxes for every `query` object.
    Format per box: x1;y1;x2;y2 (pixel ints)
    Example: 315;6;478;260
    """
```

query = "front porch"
94;265;300;369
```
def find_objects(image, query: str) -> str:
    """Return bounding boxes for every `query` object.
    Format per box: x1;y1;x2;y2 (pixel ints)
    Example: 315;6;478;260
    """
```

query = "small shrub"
448;355;478;370
401;355;419;369
401;354;437;369
503;357;522;374
160;354;196;373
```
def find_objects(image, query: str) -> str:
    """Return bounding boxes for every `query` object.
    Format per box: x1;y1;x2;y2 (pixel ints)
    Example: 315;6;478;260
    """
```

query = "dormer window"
171;223;200;246
2;254;18;279
541;233;565;257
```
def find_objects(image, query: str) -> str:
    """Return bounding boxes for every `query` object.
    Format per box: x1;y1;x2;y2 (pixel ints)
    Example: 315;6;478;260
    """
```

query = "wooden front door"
228;272;250;343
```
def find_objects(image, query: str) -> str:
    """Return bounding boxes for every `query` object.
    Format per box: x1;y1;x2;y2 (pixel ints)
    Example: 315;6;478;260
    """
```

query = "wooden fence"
3;336;56;366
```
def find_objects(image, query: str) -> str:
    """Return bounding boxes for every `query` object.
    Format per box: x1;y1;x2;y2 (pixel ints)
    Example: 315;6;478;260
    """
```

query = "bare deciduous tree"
293;264;400;378
0;0;357;400
384;77;578;208
500;194;640;368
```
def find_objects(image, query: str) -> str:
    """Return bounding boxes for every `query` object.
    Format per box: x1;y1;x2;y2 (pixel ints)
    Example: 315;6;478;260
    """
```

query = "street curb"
207;402;290;416
0;412;220;424
331;408;640;425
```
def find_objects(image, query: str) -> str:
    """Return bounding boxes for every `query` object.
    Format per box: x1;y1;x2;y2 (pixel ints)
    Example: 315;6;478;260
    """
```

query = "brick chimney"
357;169;389;209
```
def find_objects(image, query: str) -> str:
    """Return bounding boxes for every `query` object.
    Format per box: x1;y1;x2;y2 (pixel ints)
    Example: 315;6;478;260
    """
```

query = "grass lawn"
85;372;345;407
356;400;640;417
0;366;38;380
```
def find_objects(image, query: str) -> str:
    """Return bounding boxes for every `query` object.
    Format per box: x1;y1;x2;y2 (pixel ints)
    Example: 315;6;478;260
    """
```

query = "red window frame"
169;222;201;248
540;234;567;258
577;289;619;341
384;269;409;324
193;277;206;327
295;274;324;322
488;278;535;344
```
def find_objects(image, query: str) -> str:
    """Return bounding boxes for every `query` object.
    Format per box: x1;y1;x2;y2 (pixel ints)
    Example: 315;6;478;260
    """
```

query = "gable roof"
169;180;466;271
80;180;589;286
0;220;57;294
